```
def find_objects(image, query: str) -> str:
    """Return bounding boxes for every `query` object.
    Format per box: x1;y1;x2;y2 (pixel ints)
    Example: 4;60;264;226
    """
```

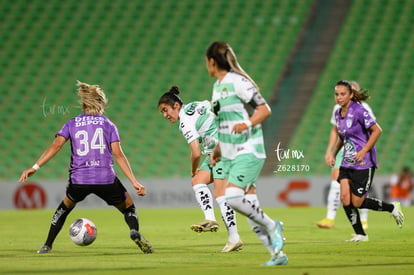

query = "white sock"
192;184;216;221
326;180;341;220
360;208;368;222
245;194;273;254
216;196;240;243
225;187;275;233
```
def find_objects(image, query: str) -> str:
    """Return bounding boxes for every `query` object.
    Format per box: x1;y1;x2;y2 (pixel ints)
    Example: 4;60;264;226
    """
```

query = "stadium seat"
286;0;414;175
1;0;313;179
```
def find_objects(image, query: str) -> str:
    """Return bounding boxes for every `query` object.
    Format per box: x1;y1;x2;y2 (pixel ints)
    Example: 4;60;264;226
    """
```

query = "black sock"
343;204;365;235
44;201;73;247
361;197;394;212
123;205;139;232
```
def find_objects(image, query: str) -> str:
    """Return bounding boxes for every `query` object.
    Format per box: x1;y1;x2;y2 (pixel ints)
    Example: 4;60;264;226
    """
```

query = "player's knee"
191;176;199;186
213;181;226;198
340;194;350;206
351;198;364;208
191;173;205;186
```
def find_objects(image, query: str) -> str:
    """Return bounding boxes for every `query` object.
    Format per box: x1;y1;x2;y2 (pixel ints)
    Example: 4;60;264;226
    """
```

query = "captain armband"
248;91;267;108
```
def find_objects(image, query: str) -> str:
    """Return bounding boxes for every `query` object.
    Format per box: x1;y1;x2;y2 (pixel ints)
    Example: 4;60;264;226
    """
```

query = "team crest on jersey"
185;103;197;116
346;119;352;128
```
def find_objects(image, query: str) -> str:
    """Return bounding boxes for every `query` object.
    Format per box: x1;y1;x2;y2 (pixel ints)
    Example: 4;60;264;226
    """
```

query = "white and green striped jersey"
211;72;266;160
178;100;218;155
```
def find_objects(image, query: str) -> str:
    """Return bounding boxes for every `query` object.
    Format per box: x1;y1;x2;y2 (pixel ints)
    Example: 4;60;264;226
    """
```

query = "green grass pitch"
1;206;413;274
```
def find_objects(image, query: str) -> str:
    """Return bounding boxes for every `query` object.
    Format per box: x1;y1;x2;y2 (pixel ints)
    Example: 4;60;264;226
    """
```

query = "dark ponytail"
336;80;370;103
158;85;184;107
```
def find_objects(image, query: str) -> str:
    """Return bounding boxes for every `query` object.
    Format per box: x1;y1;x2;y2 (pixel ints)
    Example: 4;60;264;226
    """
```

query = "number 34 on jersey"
75;128;106;157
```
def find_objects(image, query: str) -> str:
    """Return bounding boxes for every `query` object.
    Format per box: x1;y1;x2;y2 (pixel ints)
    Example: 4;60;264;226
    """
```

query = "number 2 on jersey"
75;128;106;156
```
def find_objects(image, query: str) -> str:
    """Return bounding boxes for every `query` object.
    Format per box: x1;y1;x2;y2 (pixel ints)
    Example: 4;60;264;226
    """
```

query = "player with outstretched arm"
158;85;242;252
19;81;153;254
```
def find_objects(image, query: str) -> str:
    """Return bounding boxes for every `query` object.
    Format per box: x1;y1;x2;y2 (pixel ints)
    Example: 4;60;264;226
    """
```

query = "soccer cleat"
220;240;243;252
262;251;288;266
37;245;52;254
130;230;153;254
190;220;219;233
270;220;284;255
361;221;368;230
316;218;334;229
391;202;404;228
346;234;369;242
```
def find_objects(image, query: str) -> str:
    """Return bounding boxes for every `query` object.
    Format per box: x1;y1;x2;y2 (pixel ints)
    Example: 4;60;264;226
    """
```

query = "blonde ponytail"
77;80;108;115
224;47;259;90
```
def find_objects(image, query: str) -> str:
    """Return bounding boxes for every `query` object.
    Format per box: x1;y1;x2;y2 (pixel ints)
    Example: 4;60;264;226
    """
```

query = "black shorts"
66;177;128;206
338;167;375;197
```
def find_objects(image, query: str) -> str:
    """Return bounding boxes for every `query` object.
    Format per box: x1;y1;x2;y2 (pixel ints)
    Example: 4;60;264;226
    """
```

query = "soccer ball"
69;218;97;246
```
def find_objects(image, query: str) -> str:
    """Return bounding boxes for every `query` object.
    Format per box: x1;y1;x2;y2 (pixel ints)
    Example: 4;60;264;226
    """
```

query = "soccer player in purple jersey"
19;81;153;254
317;81;371;230
326;80;404;242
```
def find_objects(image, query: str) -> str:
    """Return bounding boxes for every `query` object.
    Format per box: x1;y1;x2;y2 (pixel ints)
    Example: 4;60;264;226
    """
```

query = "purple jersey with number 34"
335;101;378;170
56;113;120;184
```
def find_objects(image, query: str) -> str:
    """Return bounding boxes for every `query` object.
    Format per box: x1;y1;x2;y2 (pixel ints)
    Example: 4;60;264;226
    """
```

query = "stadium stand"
285;0;414;175
0;0;312;179
2;0;412;179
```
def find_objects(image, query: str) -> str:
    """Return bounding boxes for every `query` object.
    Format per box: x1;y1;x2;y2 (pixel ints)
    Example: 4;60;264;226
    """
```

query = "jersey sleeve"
235;77;267;108
234;76;257;103
109;122;121;143
359;105;376;130
55;121;71;140
179;116;200;144
361;102;376;120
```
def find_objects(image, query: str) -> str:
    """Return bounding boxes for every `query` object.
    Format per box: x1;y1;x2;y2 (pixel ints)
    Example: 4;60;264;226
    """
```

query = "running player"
158;86;242;252
205;41;287;266
19;81;153;254
327;80;404;242
317;81;373;229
